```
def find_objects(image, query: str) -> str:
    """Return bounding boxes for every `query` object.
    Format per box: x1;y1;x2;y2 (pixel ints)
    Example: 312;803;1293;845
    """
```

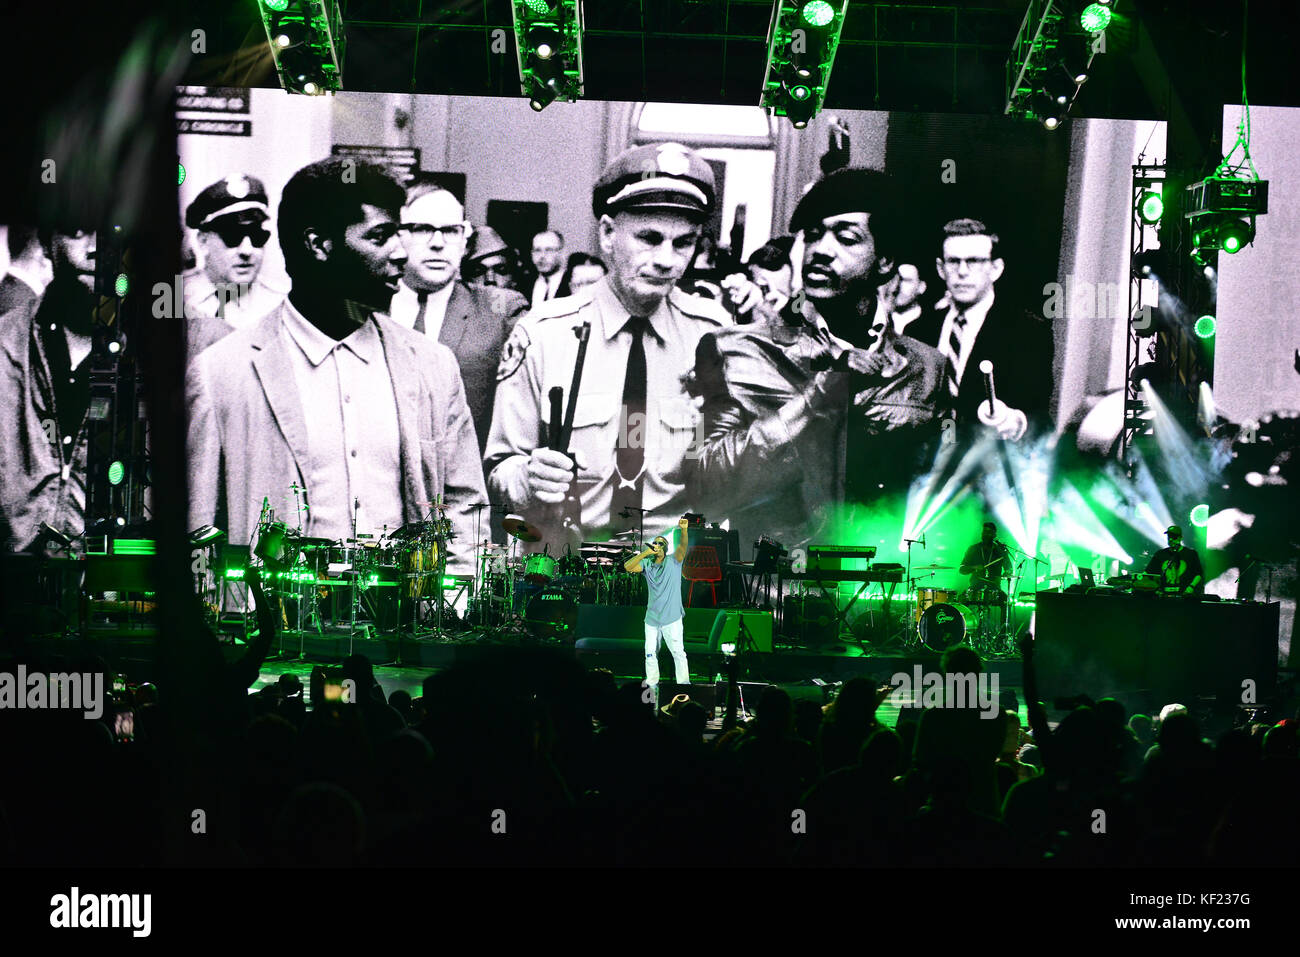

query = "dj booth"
1034;593;1280;704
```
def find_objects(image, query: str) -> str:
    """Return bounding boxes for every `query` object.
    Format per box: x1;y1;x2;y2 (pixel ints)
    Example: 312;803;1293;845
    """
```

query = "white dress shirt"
281;300;404;541
892;302;923;337
387;280;456;341
937;291;995;395
531;271;563;310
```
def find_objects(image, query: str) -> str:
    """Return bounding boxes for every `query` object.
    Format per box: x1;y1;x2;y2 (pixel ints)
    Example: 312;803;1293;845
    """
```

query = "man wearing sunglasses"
182;175;286;336
624;517;692;700
187;157;486;573
388;178;528;459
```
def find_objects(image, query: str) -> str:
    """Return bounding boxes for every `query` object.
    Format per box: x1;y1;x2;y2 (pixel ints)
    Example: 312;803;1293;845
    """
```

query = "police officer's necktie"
413;292;429;334
941;310;967;397
612;315;649;522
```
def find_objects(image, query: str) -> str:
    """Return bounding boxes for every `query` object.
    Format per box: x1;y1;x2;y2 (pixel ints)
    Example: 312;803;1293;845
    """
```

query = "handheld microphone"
979;359;996;417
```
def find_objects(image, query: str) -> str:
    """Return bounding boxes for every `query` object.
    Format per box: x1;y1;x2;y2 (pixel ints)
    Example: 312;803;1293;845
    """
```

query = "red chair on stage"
684;545;722;607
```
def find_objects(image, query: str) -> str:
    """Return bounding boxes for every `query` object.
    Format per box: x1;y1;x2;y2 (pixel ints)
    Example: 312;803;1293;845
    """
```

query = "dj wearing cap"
1145;525;1204;596
182;174;287;345
485;142;731;551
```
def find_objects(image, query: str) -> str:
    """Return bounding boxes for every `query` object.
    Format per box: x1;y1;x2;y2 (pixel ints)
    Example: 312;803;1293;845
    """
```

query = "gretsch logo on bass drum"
935;610;953;624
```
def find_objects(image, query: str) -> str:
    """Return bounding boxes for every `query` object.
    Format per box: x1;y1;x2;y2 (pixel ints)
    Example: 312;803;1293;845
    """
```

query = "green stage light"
1190;503;1210;527
108;461;125;485
178;163;185;185
1195;315;1216;339
802;1;836;28
524;0;555;13
1080;3;1111;32
263;0;290;10
114;273;129;297
1138;190;1163;224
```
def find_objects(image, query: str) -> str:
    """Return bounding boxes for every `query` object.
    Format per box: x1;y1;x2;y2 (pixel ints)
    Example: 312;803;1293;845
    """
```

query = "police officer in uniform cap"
485;142;731;550
183;174;287;355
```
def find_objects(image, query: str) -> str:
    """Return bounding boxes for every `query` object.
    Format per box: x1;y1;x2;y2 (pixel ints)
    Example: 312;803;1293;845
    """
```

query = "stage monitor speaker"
711;609;773;653
782;597;837;647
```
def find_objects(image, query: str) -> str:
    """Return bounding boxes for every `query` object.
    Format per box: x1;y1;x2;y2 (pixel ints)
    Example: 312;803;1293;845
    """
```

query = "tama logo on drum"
887;665;1001;718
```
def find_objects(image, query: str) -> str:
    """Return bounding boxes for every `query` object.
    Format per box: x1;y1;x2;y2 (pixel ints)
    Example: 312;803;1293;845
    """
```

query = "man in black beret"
485;141;730;551
690;167;950;546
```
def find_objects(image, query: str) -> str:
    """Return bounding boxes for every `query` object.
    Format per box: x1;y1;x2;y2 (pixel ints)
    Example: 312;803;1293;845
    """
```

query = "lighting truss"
1120;161;1165;465
511;0;585;111
257;0;346;95
760;1;849;130
1005;0;1108;129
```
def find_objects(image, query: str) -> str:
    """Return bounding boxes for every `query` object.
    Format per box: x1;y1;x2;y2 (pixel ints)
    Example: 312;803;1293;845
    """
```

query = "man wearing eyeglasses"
187;158;486;572
182;175;287;334
388;180;528;456
906;218;1052;441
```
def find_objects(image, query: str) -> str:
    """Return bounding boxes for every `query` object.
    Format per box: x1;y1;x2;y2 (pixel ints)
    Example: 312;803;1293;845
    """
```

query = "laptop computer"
1078;567;1095;588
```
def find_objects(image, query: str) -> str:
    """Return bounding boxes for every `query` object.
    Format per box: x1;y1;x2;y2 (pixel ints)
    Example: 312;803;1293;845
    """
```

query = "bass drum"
524;588;578;641
919;602;979;653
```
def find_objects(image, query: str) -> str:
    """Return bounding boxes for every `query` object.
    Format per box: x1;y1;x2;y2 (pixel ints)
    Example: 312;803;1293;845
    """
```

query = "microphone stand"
348;497;360;657
619;505;648;548
994;540;1044;653
900;535;925;646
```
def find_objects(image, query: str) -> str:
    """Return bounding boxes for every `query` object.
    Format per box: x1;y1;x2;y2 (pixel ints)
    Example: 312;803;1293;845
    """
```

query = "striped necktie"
941;310;967;397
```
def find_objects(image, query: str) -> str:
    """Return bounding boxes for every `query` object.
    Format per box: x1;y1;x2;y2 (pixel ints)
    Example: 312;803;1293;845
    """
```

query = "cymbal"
913;563;953;571
391;520;430;539
581;541;624;553
479;541;505;551
502;516;542;542
297;536;336;549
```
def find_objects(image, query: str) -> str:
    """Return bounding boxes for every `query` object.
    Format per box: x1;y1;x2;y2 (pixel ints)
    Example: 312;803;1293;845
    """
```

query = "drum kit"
248;499;458;654
467;514;648;640
905;563;1018;657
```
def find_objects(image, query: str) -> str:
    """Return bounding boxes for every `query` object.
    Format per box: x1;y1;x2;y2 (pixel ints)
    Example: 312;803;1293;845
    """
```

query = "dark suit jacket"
439;282;528;452
907;296;1054;427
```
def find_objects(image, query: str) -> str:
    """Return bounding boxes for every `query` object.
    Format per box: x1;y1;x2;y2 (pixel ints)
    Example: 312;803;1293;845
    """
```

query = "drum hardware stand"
617;505;648;547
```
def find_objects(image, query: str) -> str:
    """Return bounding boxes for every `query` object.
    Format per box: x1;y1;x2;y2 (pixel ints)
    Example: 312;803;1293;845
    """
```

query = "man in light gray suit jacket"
186;157;486;572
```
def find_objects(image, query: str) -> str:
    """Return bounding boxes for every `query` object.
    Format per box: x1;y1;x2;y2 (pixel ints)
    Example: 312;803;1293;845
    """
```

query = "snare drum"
524;553;557;584
915;586;955;622
481;551;508;578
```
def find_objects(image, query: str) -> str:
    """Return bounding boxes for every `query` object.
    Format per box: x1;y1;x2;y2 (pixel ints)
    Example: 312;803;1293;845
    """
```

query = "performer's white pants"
644;618;689;687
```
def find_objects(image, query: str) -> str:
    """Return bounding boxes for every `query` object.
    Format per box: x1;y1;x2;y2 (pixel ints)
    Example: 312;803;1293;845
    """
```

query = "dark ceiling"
168;0;1300;121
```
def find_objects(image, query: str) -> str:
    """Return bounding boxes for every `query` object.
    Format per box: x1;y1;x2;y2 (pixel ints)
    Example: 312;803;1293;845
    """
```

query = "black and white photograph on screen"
3;0;1300;897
